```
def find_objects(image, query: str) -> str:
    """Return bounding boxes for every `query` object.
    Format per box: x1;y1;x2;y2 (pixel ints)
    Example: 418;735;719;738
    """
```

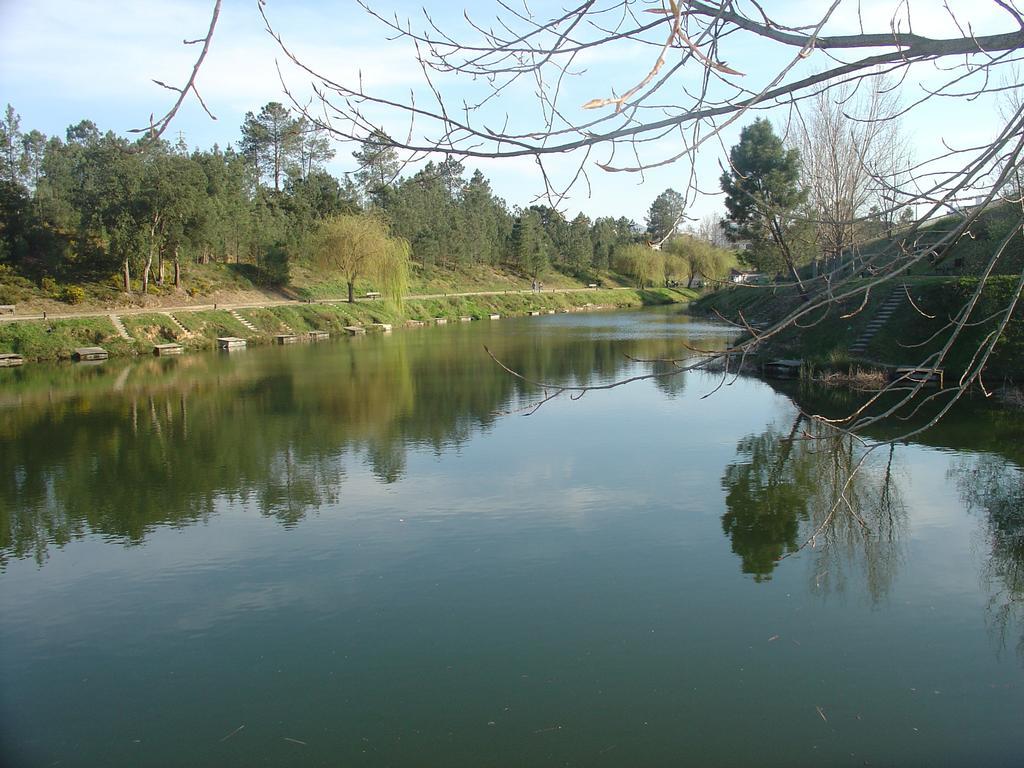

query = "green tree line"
0;103;742;298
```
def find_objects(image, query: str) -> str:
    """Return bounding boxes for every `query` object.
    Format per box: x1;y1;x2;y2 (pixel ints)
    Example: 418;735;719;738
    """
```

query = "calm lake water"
1;307;1022;767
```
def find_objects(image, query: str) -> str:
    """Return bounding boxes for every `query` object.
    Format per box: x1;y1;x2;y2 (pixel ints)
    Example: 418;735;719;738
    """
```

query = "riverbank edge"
691;278;1023;381
0;287;694;363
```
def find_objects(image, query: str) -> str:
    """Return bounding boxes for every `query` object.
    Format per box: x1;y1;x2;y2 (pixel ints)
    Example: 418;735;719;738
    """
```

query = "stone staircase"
162;313;190;337
228;309;259;334
109;314;132;340
849;287;904;357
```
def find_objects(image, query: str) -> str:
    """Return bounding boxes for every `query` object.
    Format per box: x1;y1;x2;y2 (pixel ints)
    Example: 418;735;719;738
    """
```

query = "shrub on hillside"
60;285;85;304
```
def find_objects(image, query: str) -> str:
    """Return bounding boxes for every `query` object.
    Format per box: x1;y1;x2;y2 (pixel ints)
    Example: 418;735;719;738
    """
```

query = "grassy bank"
0;259;638;316
0;316;137;361
0;287;693;362
693;277;1023;380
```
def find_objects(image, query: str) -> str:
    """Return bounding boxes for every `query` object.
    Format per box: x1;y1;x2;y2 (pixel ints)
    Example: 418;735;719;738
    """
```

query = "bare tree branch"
130;0;221;138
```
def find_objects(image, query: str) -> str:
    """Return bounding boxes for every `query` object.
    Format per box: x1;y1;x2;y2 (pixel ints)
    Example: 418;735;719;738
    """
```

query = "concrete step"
109;314;132;340
228;309;258;333
163;313;189;335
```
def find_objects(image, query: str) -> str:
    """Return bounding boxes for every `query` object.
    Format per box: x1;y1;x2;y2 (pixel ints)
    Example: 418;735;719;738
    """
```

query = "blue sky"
0;0;1016;224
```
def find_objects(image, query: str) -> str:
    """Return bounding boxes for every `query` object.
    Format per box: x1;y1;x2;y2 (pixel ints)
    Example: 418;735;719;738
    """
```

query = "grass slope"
0;287;693;362
0;259;638;315
0;317;135;360
694;277;1023;379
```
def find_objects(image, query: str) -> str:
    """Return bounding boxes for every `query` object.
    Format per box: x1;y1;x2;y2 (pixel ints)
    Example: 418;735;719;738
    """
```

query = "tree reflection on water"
720;412;906;603
0;325;702;565
951;454;1024;659
719;382;1024;660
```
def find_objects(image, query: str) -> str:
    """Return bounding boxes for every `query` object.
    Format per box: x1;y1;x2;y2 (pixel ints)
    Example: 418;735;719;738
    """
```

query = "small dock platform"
405;320;425;328
459;316;473;322
528;311;541;316
344;326;366;336
370;323;393;333
73;347;108;361
0;353;24;367
307;330;329;341
488;314;500;320
276;333;299;345
763;359;803;378
434;317;447;325
153;343;184;356
891;366;944;387
217;337;246;351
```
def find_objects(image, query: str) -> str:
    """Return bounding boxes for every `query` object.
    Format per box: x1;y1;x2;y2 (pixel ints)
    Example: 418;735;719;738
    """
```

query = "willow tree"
312;214;409;305
663;235;736;288
614;243;664;288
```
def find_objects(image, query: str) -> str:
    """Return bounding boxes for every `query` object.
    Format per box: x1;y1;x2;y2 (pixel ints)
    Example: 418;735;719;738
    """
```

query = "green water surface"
1;308;1022;767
